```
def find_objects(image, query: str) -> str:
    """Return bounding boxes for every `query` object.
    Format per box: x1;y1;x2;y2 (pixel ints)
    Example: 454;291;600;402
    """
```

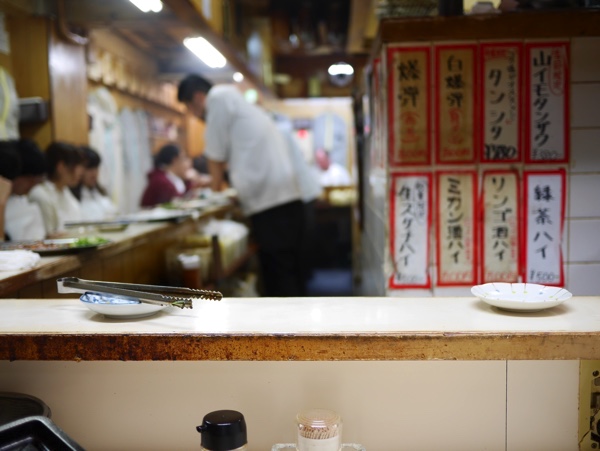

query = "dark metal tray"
0;416;84;450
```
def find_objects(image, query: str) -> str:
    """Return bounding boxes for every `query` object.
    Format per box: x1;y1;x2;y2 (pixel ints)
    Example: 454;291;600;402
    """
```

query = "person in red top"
141;143;192;207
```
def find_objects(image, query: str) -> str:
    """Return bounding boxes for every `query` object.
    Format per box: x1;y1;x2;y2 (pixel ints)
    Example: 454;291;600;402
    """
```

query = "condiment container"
196;410;248;451
296;409;342;451
179;253;201;289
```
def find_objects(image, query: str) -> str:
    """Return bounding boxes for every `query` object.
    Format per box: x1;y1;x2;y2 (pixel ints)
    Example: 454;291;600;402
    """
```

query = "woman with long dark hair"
71;146;117;220
29;141;84;235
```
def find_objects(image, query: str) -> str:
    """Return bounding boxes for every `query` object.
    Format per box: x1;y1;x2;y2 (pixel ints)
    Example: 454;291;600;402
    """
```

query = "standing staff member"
177;75;305;297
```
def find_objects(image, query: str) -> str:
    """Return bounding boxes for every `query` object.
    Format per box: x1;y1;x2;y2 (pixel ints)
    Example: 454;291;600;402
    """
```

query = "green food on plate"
70;237;110;248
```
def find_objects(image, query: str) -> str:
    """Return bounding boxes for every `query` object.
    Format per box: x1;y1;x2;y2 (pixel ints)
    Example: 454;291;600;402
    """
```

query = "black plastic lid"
196;410;247;451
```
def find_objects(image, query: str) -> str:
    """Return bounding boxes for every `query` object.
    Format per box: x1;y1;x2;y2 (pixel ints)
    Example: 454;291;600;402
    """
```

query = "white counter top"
1;296;599;334
0;296;599;361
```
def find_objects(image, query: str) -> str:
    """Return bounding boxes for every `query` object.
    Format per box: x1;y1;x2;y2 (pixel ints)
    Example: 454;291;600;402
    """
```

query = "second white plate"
471;282;572;312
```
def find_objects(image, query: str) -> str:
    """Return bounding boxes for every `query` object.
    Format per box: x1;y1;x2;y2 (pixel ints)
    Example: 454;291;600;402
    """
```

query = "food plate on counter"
79;292;166;319
471;282;572;312
121;208;194;223
0;237;110;256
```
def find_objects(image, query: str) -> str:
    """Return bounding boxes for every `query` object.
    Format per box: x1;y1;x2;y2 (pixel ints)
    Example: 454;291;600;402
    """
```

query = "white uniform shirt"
204;85;301;216
80;186;118;221
5;195;46;241
29;181;82;234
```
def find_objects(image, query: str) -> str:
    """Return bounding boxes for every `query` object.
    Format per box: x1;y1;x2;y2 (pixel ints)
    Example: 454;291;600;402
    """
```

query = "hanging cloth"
0;66;20;139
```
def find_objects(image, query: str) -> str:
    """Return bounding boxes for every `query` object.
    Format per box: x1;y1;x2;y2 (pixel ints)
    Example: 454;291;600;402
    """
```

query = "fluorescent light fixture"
233;72;244;82
328;62;354;76
183;37;227;69
129;0;163;13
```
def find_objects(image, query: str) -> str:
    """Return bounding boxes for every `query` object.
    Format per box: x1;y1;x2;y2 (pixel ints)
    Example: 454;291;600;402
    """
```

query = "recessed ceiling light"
233;72;244;82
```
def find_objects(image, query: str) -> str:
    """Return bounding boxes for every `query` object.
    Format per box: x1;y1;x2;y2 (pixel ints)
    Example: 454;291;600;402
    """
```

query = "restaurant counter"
0;204;234;298
0;296;597;449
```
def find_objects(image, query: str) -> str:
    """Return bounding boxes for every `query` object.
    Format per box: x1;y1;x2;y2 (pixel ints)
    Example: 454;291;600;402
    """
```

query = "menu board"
481;170;520;282
387;46;432;166
435;171;478;285
435;44;477;164
525;42;570;163
389;173;432;289
523;170;565;286
480;42;522;163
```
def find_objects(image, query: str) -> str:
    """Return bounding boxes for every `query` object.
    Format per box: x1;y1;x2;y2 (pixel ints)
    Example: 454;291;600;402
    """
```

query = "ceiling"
57;0;379;98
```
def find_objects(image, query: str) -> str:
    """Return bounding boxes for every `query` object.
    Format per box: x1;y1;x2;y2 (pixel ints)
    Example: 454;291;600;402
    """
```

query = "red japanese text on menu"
435;44;477;164
387;46;431;166
480;43;522;163
389;173;432;289
525;42;569;163
523;170;565;286
435;171;478;286
481;170;520;283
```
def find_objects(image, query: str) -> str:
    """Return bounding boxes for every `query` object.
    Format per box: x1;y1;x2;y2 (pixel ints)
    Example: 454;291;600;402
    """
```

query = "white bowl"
471;283;572;312
80;292;165;319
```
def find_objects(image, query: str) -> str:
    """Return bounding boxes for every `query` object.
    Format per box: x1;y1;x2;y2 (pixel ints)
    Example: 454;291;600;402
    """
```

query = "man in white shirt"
178;75;305;296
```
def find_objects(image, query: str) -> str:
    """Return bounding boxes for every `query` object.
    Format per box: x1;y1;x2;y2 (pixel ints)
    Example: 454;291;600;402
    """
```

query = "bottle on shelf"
196;410;248;451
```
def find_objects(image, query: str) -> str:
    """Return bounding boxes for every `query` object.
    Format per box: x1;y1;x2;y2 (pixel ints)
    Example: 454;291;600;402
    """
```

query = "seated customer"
141;143;192;207
0;141;20;241
4;139;47;241
71;146;117;221
29;142;84;235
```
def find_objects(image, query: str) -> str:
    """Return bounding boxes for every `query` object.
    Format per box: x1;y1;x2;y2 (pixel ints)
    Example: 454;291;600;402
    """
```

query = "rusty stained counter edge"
1;331;599;362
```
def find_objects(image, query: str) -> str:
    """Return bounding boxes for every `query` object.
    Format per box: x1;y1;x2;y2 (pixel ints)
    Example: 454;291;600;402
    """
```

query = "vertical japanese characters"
389;174;432;288
384;41;569;290
436;172;477;285
481;43;522;162
388;46;431;165
435;45;477;164
482;171;520;282
525;42;569;163
524;170;565;285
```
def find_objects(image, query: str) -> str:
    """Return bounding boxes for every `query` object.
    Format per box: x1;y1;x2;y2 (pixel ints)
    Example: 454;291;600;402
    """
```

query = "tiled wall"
567;37;600;295
360;36;600;296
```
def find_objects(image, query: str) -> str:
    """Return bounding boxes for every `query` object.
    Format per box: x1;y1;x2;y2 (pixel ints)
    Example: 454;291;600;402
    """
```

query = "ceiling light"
328;62;354;76
183;37;227;69
233;72;244;82
129;0;163;13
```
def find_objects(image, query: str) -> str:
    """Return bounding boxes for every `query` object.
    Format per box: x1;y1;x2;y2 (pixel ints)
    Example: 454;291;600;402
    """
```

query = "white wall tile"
571;83;600;128
507;360;580;451
569;174;600;218
570;128;600;173
571;37;600;83
568;219;600;262
566;263;600;295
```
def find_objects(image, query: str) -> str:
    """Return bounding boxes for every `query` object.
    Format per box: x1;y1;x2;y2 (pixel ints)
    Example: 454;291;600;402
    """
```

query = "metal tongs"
57;277;222;309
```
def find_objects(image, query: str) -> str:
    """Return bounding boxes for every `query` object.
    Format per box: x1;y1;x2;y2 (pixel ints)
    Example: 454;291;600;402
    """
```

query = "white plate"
471;283;572;312
80;292;165;319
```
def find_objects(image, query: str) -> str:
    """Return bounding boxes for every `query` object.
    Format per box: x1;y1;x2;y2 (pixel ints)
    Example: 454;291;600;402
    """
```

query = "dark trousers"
250;200;305;297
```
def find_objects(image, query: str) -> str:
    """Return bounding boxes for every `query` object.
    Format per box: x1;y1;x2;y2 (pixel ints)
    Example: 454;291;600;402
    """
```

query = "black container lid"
196;410;247;451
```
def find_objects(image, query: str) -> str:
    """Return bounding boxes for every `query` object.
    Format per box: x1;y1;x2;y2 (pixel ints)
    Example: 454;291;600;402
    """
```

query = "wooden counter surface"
0;204;235;297
1;296;599;361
